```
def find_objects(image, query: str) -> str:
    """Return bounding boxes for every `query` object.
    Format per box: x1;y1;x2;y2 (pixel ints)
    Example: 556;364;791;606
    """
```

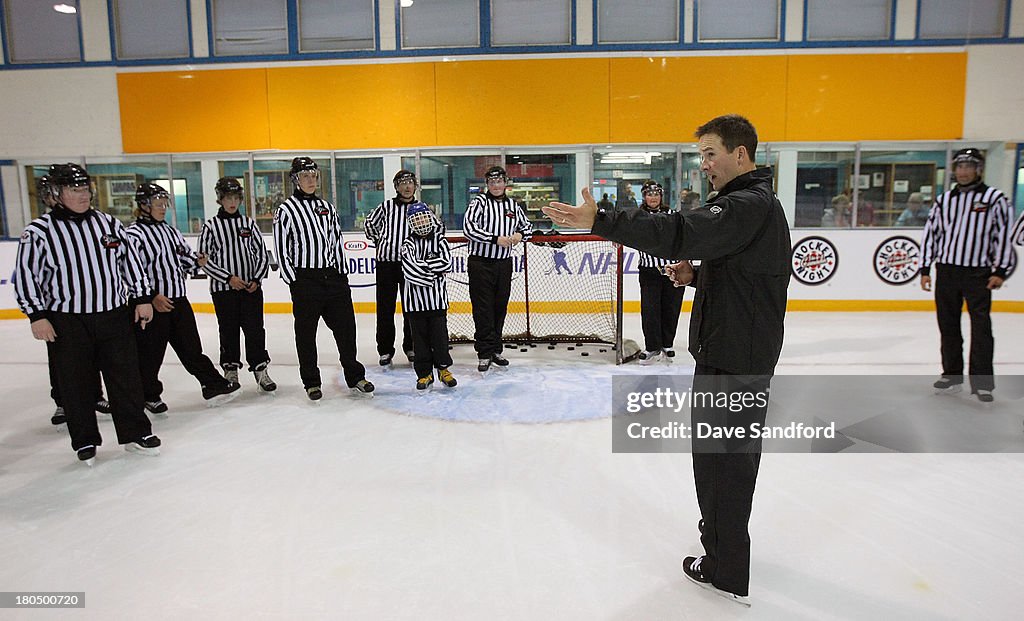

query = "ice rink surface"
1;310;1023;620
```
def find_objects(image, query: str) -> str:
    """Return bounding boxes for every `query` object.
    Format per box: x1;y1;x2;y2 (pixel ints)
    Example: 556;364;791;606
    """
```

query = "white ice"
1;311;1023;620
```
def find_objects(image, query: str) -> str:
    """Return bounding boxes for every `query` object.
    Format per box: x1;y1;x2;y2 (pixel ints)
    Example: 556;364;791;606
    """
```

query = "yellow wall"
118;52;966;152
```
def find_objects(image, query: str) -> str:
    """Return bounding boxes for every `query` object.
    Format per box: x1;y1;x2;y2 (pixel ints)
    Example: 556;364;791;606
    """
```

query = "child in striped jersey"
199;177;276;392
401;203;456;390
635;180;686;365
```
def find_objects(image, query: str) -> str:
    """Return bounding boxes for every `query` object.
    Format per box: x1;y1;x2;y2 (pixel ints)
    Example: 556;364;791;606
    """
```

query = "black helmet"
47;163;92;203
135;182;169;207
289;156;319;186
35;174;52;209
641;180;663;197
215;176;244;201
484;166;508;183
952;148;985;168
393;169;418;189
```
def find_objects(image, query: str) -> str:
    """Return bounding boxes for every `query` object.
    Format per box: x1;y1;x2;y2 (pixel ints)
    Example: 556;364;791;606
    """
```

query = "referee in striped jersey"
920;148;1016;402
401;202;457;390
127;183;241;413
14;163;160;465
463;166;533;372
1012;208;1024;247
273;157;374;400
199;177;275;392
634;180;686;365
363;169;418;367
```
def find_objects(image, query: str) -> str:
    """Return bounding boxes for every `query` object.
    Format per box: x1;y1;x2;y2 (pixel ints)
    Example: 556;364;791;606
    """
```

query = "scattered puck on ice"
529;344;536;348
520;348;527;352
567;346;575;351
576;343;583;347
547;345;555;350
599;349;607;353
581;352;589;357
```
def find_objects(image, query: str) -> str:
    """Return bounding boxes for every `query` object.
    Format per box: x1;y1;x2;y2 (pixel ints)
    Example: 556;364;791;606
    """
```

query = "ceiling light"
400;0;414;7
53;3;77;14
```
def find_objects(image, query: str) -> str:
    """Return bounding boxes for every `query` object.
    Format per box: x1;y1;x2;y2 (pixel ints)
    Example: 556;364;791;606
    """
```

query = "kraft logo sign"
344;240;369;252
873;236;920;285
791;236;838;285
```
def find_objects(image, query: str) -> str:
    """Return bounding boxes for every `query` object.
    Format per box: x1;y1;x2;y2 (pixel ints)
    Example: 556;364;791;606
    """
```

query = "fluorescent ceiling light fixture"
401;0;414;7
599;151;663;165
53;3;77;14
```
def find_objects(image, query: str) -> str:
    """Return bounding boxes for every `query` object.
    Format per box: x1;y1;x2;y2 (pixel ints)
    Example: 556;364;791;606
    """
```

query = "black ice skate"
933;377;963;395
51;407;66;426
77;445;96;466
351;379;375;397
203;381;241;407
491;353;510;367
145;400;169;415
681;556;750;608
125;434;161;456
306;385;323;401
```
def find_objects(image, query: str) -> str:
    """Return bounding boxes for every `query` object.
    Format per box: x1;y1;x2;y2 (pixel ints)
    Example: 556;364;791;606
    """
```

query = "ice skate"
351;379;375;398
203;381;242;407
77;445;96;466
933;377;963;395
125;435;161;456
253;362;277;393
438;368;458;388
681;556;750;608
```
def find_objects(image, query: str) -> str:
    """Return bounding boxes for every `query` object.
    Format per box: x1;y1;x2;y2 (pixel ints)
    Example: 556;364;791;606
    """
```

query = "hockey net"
445;232;624;357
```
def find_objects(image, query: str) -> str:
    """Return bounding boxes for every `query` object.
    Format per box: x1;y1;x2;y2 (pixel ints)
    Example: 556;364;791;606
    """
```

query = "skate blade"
935;385;963;396
81;457;95;467
350;389;374;399
206;389;242;408
681;565;751;608
124;444;160;457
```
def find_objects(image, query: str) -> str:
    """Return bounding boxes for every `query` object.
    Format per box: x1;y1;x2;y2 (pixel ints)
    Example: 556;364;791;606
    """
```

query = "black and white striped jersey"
920;182;1016;277
634;209;680;269
401;231;452;312
462;193;533;259
14;209;152;321
198;209;270;293
273;192;347;285
125;219;201;298
1011;210;1024;247
364;197;414;262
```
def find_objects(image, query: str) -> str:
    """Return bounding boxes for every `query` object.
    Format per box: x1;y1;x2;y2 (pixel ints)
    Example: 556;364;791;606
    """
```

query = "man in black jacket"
544;114;790;606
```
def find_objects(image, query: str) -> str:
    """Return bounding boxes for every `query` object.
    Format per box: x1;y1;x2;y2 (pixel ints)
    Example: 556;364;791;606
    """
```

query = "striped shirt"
14;209;152;320
1012;210;1024;246
401;231;452;312
920;182;1016;277
273;192;347;285
635;208;679;269
462;193;533;259
199;209;270;293
126;219;201;299
364;197;414;262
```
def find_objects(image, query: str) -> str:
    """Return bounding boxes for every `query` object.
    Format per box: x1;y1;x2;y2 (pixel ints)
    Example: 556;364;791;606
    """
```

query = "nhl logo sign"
873;236;920;285
791;236;838;285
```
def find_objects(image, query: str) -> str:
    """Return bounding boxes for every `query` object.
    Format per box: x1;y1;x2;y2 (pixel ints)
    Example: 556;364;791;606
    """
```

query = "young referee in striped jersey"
199;177;276;392
363;169;418;368
463;166;533;372
273;157;374;400
634;180;686;365
401;203;457;390
14;163;160;465
920;148;1016;402
126;183;241;413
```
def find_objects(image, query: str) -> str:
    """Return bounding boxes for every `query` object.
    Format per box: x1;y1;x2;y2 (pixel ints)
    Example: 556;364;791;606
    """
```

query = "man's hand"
135;303;154;330
196;252;209;268
920;275;932;292
229;276;247;291
30;318;56;342
543;187;599;230
152;294;175;313
664;261;694;287
987;275;1004;290
244;281;259;293
497;233;523;248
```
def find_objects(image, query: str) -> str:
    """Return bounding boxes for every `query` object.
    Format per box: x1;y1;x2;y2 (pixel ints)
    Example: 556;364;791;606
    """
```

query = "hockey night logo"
791;236;838;285
873;236;920;285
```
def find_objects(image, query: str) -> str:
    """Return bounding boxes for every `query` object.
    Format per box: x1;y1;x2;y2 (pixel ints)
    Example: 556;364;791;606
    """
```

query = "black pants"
47;340;103;407
639;267;686;352
408;310;453;378
212;288;270;371
49;308;152;451
690;364;770;597
289;268;366;389
468;256;512;358
374;260;413;357
934;264;995;392
134;296;227;401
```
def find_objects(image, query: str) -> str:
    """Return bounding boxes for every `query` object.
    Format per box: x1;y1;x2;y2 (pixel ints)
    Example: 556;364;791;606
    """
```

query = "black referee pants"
49;308;152;452
468;256;512;359
690;365;770;598
408;310;453;378
639;266;686;352
934;264;995;392
289;268;366;389
374;260;413;358
134;296;228;401
47;340;103;408
212;288;270;371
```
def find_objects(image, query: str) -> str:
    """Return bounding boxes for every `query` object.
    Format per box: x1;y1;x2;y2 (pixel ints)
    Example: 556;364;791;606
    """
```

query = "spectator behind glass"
598;193;614;210
821;194;851;227
895;192;929;227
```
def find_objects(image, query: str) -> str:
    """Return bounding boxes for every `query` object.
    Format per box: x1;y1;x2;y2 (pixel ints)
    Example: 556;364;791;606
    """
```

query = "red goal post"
444;232;626;363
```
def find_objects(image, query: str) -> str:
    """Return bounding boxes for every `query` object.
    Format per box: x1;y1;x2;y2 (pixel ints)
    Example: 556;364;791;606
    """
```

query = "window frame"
110;0;193;61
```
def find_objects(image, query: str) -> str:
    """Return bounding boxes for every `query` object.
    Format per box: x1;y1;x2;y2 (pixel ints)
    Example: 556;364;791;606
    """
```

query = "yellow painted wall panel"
785;53;965;140
266;63;437;149
118;70;272;153
609;57;789;143
434;58;610;145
